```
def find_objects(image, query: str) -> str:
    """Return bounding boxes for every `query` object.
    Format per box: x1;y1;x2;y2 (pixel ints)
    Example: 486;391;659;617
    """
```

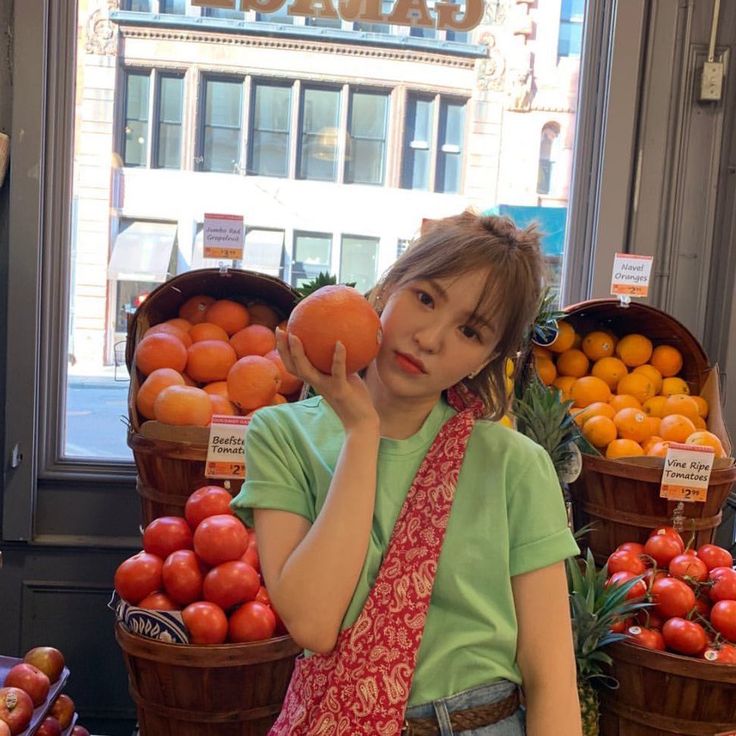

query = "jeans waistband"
405;679;519;720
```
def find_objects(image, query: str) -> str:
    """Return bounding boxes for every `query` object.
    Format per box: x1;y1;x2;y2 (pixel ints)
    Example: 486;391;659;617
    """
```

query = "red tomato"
651;576;696;619
616;542;645;556
114;551;163;605
703;643;736;664
635;609;664;629
3;663;50;707
35;717;62;736
697;543;734;571
668;553;708;583
607;550;646;575
184;485;234;530
649;526;685;548
137;591;178;611
626;625;665;651
644;534;683;569
241;538;260;573
709;567;736;603
182;601;228;644
203;560;260;611
662;617;708;656
0;687;34;735
692;595;712;619
710;599;736;641
609;617;633;634
228;601;276;642
606;571;647;600
255;586;271;605
193;514;249;566
162;549;204;606
143;516;193;559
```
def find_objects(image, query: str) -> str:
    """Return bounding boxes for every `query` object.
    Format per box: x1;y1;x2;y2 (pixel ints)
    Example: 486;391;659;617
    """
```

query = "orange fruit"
582;416;618;448
144;323;192;348
650;344;683;377
181;373;199;386
205;299;251;336
692;415;707;430
136;368;185;420
547;321;576;354
535;357;557;385
691;395;709;418
265;349;304;396
572;401;616;427
614;407;651;443
189;322;230;343
134;333;188;376
659;414;697;443
609;394;642;412
287;286;382;374
642;395;668;418
633;364;663;394
271;393;288;406
179;294;216;325
661;377;690;396
165;317;193;333
661;394;700;423
615;334;653;367
591;357;628;390
606;439;645;459
203;381;229;398
556;349;590;378
646;416;661;437
646;441;671;458
571;376;612;407
553;375;577;401
227;355;282;411
582;331;616;361
246;303;282;331
154;385;213;427
230;325;277;358
616;373;656;404
533;345;553;361
208;393;238;418
186;340;238;383
686;431;726;458
642;435;664;454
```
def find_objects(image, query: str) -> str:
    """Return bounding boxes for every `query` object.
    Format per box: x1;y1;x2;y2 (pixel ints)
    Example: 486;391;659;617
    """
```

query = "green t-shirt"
232;396;578;706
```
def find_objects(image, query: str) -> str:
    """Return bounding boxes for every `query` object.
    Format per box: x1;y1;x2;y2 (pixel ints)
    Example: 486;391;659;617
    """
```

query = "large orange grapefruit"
286;285;381;374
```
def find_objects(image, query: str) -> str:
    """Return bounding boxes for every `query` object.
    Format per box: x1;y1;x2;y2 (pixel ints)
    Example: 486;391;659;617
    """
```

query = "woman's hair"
370;209;544;420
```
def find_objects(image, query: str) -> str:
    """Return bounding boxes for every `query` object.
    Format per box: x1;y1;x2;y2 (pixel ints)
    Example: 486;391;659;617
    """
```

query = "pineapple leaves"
295;272;357;301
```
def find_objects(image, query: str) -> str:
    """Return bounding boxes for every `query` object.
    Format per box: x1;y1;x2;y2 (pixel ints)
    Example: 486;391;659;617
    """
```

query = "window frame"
198;74;246;174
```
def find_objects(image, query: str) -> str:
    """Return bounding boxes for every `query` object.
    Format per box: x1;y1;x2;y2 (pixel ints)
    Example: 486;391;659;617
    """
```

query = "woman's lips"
395;352;426;375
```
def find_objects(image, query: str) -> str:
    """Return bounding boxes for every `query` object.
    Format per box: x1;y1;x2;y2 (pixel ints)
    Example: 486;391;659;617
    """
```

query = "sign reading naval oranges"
191;0;484;30
659;442;715;503
205;414;250;479
610;253;654;298
203;213;245;260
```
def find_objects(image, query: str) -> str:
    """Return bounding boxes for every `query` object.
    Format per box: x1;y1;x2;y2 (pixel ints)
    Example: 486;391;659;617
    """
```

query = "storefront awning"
108;221;177;282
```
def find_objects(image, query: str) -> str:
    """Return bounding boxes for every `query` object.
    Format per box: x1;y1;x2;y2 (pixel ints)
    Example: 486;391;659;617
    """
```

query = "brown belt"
401;689;521;736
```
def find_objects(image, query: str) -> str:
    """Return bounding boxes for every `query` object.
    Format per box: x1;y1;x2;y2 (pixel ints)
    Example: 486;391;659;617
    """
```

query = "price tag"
205;415;250;479
610;253;654;297
203;213;244;260
659;442;715;503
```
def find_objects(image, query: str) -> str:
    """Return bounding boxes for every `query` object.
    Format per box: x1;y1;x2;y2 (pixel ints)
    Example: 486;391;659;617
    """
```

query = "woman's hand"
275;327;379;432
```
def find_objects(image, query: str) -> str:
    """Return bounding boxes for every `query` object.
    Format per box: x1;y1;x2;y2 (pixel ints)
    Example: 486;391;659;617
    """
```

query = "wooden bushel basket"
599;641;736;735
564;299;736;563
116;624;301;736
125;268;300;526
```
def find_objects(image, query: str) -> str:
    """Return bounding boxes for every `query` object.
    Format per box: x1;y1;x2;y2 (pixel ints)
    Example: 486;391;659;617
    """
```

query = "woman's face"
372;269;500;404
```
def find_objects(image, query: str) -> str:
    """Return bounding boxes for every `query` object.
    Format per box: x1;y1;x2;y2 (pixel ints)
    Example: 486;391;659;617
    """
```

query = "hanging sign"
203;213;245;260
659;442;715;503
191;0;484;31
205;414;250;479
610;253;654;298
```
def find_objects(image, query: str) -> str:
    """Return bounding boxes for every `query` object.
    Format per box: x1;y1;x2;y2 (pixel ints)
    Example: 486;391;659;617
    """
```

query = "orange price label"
610;253;653;297
205;414;249;479
659;442;714;503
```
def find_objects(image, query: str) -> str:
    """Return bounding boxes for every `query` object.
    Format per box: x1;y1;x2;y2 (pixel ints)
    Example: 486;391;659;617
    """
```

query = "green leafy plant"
295;272;356;301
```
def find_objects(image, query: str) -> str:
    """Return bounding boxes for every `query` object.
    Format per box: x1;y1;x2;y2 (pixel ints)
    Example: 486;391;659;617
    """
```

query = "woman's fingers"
275;327;298;376
330;341;347;380
286;332;323;386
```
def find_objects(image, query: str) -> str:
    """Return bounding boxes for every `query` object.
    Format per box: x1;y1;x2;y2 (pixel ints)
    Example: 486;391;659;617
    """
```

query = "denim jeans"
404;680;526;735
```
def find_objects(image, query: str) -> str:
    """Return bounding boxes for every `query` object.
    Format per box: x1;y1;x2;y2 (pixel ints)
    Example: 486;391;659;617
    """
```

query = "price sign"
660;442;715;503
610;253;654;297
205;414;250;479
203;213;244;260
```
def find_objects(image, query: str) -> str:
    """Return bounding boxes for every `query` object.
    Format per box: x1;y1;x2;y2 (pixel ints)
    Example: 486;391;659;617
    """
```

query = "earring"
467;370;478;380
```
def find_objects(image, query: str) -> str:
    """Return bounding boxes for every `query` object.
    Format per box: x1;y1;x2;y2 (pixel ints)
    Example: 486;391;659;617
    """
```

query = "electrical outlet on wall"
699;61;725;102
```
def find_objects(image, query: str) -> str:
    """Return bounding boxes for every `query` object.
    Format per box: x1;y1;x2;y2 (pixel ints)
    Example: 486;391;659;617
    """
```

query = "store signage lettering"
610;252;654;297
192;0;484;31
205;414;249;479
204;213;245;260
659;442;714;503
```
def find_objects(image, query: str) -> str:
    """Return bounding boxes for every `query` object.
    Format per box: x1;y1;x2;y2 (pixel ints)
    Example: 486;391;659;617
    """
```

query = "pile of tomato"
114;485;284;645
607;526;736;662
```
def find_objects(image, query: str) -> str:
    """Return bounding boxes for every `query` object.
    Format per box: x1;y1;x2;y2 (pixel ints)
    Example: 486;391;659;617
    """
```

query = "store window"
340;235;379;294
299;87;341;181
160;0;187;13
205;7;247;19
156;74;185;169
437;99;464;194
200;77;243;173
292;232;332;288
249;82;292;177
345;91;389;185
124;0;152;10
122;71;150;167
558;0;585;59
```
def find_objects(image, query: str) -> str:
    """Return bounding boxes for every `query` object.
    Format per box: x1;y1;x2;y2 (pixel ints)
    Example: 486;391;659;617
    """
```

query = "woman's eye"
460;325;480;340
417;290;433;306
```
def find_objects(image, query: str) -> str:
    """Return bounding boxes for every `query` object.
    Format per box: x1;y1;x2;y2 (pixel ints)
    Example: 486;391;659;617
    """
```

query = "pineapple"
567;550;649;736
295;271;356;300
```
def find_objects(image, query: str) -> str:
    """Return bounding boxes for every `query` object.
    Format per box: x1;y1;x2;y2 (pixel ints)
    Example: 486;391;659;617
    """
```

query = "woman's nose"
413;323;443;353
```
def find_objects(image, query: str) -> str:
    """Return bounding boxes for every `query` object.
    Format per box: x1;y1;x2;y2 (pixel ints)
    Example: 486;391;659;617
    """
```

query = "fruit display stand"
125;268;300;526
563;299;736;563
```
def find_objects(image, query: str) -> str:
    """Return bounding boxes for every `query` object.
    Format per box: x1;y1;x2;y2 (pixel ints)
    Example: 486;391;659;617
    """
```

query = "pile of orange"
134;296;302;427
535;322;728;460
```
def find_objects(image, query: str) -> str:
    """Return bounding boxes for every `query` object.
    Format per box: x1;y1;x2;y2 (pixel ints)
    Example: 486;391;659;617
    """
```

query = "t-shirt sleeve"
507;443;579;577
230;410;314;528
